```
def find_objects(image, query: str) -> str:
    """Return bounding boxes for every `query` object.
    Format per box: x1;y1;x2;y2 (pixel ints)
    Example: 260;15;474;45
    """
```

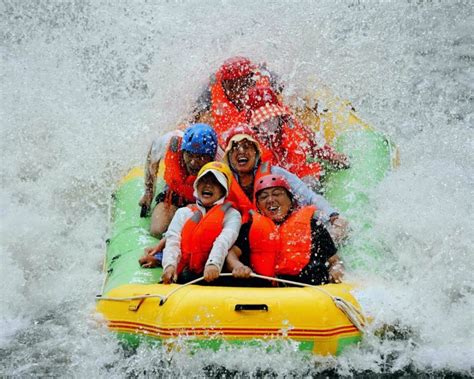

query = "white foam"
1;1;472;376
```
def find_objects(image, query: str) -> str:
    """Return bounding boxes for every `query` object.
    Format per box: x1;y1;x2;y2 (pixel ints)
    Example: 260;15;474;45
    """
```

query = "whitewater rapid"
1;1;473;376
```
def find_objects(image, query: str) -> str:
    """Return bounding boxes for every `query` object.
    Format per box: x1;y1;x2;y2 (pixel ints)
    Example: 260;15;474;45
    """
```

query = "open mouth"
237;156;249;165
201;190;214;198
268;205;280;213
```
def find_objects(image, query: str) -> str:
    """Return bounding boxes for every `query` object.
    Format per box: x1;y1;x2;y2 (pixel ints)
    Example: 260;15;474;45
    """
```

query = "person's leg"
150;202;178;237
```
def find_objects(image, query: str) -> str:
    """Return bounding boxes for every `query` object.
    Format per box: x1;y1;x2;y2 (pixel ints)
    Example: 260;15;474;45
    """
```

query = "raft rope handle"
95;293;167;302
96;273;366;332
95;275;206;304
157;273;367;332
250;273;367;333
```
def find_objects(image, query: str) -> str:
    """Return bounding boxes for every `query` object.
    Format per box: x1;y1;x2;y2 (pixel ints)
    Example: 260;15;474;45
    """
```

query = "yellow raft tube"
96;88;397;355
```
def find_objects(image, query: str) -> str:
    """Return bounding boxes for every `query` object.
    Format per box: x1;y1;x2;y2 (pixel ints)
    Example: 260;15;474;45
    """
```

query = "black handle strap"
234;304;268;312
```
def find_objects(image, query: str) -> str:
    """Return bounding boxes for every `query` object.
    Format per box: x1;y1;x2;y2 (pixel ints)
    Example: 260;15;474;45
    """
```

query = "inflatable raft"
96;90;398;356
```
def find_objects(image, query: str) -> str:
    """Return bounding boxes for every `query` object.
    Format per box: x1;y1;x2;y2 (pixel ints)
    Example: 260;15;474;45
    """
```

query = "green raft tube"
96;91;398;355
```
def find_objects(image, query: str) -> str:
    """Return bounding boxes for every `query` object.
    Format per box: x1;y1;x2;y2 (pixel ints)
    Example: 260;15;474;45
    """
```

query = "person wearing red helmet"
221;124;348;242
225;174;344;286
246;85;350;186
191;56;283;146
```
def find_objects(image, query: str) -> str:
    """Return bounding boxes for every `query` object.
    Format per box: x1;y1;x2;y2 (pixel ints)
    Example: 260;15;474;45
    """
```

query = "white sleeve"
205;208;242;272
162;207;192;270
149;130;184;164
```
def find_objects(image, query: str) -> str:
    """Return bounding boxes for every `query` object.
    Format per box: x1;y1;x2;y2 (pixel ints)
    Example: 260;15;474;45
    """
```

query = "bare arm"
139;131;179;209
226;245;252;278
144;147;159;198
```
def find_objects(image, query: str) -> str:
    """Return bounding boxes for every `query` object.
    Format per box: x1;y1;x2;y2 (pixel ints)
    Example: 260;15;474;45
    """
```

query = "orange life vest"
210;71;271;147
225;161;272;223
259;117;321;179
178;202;233;274
248;210;278;277
249;205;316;276
210;79;248;147
163;136;196;203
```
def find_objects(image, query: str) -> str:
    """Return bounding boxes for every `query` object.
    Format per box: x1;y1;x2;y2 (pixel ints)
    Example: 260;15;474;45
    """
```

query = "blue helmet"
182;123;218;157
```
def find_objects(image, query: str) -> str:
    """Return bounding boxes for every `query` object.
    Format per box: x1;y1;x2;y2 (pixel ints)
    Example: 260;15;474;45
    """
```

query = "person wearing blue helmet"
139;123;219;237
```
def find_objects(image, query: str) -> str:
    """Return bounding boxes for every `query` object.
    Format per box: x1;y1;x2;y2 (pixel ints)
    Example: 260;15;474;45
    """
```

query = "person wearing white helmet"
154;161;242;284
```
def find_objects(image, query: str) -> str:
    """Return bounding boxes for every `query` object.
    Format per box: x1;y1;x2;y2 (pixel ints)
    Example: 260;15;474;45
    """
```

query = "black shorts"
155;190;192;208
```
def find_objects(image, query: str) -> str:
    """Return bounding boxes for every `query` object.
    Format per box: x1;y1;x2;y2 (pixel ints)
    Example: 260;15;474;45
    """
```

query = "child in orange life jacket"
226;174;344;286
161;161;242;284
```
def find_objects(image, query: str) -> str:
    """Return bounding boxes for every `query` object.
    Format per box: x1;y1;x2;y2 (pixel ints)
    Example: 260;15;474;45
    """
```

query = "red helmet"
222;123;262;164
246;85;280;110
218;56;253;80
254;174;291;196
223;123;257;148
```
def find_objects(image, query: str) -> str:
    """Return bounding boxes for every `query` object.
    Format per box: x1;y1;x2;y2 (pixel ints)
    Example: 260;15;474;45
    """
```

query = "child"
161;161;242;284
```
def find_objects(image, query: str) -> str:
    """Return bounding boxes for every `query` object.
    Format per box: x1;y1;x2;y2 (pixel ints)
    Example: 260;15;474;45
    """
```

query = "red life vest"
225;161;272;223
249;205;316;276
210;79;248;147
248;210;278;277
210;72;270;147
163;136;196;203
178;202;233;274
260;117;321;179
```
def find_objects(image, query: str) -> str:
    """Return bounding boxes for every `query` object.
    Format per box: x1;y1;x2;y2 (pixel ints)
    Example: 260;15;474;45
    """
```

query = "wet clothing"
194;68;281;147
210;77;249;145
163;136;197;203
226;161;337;224
248;206;317;277
149;130;194;207
193;66;281;121
149;130;224;207
234;211;337;286
255;110;323;179
162;199;241;278
178;202;234;274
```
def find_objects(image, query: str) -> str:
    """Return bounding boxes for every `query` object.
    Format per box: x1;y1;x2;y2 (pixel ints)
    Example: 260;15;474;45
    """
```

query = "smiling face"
195;172;226;207
256;186;293;223
182;152;213;176
228;139;258;175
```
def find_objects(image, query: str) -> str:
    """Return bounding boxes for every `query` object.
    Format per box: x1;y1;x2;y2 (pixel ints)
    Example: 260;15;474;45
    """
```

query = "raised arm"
138;130;183;214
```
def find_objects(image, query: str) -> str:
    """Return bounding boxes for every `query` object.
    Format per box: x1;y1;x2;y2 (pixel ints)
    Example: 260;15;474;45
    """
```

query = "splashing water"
1;1;473;376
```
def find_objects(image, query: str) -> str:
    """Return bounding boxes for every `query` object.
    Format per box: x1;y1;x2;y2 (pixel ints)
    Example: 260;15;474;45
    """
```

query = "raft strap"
96;273;366;332
250;273;367;332
235;304;268;312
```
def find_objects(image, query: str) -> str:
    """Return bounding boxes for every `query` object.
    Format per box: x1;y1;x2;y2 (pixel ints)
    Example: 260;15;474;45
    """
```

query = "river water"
1;0;473;377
